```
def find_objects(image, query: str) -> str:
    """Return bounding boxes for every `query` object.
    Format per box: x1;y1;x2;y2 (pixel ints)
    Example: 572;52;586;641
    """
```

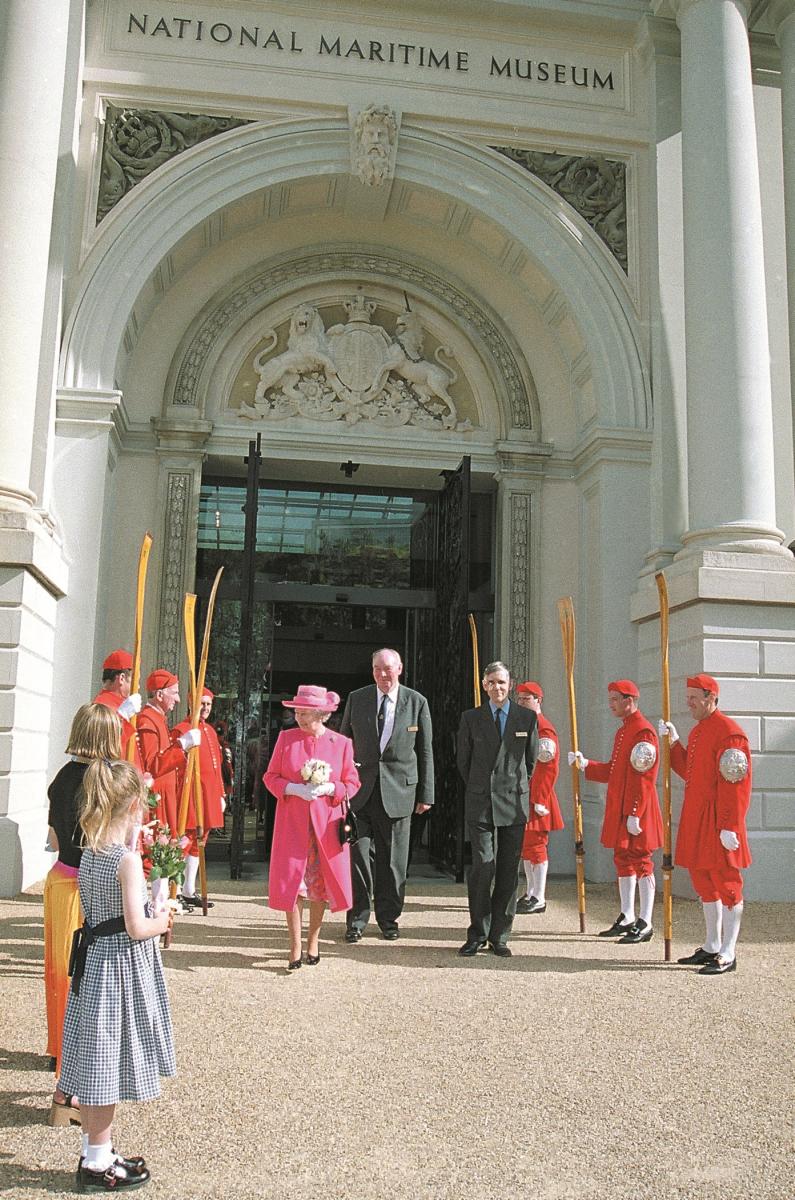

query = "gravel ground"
1;870;793;1200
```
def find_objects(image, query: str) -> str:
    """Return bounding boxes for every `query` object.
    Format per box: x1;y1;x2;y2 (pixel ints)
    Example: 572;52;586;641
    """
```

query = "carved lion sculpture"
252;305;340;405
375;312;459;426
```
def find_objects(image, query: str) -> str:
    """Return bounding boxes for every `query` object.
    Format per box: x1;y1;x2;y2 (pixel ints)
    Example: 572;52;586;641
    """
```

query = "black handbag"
338;797;359;846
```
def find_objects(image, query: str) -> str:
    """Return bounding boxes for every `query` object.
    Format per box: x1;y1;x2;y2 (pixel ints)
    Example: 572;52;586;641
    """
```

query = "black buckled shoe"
76;1161;151;1192
598;914;637;938
618;918;653;944
698;957;737;975
525;897;547;914
677;946;719;966
181;894;214;909
515;896;535;914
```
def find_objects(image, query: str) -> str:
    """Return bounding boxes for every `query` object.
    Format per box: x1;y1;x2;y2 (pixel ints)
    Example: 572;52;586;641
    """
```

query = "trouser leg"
370;790;411;930
466;820;496;943
347;799;375;932
489;824;526;947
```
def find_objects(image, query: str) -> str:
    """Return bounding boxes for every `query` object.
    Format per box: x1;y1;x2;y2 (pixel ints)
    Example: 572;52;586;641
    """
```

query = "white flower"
300;758;331;786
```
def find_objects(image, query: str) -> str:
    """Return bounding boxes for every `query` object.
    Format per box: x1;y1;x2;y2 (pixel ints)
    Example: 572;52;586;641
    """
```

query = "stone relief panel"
156;470;192;672
350;104;399;187
509;493;531;682
491;147;627;273
97;105;250;222
237;292;472;431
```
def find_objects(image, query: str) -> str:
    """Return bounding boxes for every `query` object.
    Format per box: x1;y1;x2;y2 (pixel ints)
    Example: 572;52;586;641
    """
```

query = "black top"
47;761;87;870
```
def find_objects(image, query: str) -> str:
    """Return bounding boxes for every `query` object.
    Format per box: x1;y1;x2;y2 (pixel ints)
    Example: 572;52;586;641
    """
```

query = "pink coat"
264;726;360;913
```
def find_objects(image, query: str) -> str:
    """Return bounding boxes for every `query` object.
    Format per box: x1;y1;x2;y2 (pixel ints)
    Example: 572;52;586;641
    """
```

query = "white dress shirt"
377;684;399;753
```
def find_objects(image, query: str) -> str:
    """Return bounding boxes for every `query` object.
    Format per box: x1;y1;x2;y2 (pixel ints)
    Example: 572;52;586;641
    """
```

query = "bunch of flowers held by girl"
140;822;189;912
264;685;360;970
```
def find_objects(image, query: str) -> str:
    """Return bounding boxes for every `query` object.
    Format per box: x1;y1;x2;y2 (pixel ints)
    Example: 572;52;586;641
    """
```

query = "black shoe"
515;897;535;914
458;939;487;957
76;1162;150;1191
48;1056;57;1073
287;958;302;971
525;898;547;914
677;946;719;966
344;929;362;944
181;894;214;909
305;953;320;965
698;957;737;975
113;1152;147;1174
381;927;399;941
618;918;653;944
598;914;636;938
489;942;512;958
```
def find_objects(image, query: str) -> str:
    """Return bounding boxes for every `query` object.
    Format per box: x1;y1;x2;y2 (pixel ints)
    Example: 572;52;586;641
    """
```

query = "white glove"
658;719;679;744
567;751;588;771
534;804;550;816
311;782;336;798
221;796;227;813
284;782;314;802
118;693;142;720
178;728;201;751
720;829;740;852
627;815;642;837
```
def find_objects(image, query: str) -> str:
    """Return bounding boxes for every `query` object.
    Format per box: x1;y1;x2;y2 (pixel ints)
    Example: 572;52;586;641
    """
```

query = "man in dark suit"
340;648;434;941
456;661;538;958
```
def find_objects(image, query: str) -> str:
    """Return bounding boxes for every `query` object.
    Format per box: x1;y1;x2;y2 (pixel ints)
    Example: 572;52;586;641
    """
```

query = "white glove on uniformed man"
534;803;550;816
567;751;588;770
118;693;142;720
178;728;202;751
719;829;740;851
657;719;678;744
627;815;642;836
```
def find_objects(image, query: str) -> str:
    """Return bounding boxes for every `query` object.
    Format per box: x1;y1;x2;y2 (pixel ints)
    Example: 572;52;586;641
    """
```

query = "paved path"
1;871;793;1199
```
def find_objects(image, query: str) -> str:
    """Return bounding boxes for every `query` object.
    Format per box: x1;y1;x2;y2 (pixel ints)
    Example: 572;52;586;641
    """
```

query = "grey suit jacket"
456;700;539;826
340;684;434;818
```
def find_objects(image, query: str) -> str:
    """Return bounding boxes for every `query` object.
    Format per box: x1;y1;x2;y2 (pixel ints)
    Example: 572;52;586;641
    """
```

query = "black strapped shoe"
618;918;653;944
677;947;719;966
598;914;637;938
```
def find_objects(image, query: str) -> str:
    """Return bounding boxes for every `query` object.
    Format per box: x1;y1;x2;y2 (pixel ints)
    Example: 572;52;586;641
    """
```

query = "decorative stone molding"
492;147;628;273
97;105;250;222
509;493;532;680
350;104;399;187
171;249;535;429
156;470;192;672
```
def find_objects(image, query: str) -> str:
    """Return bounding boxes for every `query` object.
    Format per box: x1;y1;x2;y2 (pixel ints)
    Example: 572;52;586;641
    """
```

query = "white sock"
719;901;743;962
183;854;200;898
618;875;637;924
81;1134;89;1158
534;861;548;904
638;874;655;926
85;1142;114;1172
523;860;534;896
703;900;722;953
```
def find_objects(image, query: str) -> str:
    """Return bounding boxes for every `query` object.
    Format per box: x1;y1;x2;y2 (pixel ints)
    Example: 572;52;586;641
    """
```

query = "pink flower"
178;836;190;850
156;834;169;846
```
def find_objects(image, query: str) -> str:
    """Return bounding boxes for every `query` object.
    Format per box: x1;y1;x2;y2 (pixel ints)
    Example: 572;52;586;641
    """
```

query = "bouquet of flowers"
300;758;331;786
141;821;188;884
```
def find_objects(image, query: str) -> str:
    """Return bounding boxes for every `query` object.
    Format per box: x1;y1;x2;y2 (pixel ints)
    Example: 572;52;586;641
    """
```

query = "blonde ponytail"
80;759;145;851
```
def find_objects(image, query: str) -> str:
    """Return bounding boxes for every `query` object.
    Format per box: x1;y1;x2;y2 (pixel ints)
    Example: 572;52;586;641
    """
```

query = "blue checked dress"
59;844;176;1104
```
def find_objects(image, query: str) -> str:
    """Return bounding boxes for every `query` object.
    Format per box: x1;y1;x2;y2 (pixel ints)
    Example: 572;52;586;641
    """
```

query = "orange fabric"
585;709;663;854
172;718;225;831
671;710;752;870
43;862;81;1072
92;689;143;770
136;705;185;831
521;829;549;863
524;714;564;833
689;865;744;907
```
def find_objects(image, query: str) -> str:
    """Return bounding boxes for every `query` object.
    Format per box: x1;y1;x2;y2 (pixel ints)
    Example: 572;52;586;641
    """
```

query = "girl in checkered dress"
58;759;176;1192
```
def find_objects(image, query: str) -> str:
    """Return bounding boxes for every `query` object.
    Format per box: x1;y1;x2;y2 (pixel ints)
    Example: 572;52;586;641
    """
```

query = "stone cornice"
769;0;795;34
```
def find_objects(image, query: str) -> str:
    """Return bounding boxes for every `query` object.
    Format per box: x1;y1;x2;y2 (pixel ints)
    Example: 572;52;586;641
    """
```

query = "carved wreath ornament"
239;294;472;431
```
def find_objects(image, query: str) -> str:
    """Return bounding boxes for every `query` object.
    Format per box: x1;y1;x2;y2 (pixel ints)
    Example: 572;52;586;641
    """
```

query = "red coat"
524;713;564;834
671;709;752;870
172;717;225;830
92;689;143;770
264;726;360;913
585;709;663;853
136;703;186;832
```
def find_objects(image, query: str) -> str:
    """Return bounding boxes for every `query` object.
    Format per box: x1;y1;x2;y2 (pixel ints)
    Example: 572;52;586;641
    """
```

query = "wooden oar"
655;571;674;962
467;613;480;707
558;597;586;933
127;533;153;762
165;593;197;948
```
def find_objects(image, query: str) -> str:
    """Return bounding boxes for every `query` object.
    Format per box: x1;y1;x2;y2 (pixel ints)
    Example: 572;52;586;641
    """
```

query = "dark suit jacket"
456;700;539;826
340;684;434;818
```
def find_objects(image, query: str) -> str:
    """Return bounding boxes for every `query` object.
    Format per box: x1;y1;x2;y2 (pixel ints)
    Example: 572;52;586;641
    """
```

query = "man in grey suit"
456;661;538;958
340;648;434;941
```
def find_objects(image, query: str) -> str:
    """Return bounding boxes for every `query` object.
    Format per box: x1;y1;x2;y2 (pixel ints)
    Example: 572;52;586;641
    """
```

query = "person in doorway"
92;649;143;767
340;648;434;942
264;686;360;969
661;674;752;975
515;681;564;915
456;661;538;958
569;680;663;943
172;687;226;909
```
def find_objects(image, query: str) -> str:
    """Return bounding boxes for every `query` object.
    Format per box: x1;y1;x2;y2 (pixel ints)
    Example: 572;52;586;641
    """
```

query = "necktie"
494;706;503;739
377;695;388;745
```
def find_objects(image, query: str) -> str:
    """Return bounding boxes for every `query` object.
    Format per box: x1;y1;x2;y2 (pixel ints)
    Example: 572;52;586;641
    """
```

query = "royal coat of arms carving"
239;294;472;431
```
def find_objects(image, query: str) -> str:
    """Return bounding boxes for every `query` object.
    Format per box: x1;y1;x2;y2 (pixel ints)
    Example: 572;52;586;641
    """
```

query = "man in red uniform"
172;687;226;909
569;680;663;943
92;649;143;767
515;682;564;915
136;669;200;833
661;673;752;975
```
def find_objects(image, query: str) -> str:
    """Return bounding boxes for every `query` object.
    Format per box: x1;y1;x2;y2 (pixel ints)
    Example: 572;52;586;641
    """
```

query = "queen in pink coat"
264;685;360;971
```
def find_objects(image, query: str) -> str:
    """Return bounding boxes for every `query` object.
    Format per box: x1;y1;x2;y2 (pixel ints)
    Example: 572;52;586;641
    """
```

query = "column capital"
769;0;795;37
666;0;753;23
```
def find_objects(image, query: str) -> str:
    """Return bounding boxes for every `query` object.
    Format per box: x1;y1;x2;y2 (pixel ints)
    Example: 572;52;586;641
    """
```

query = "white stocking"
523;860;534;897
638;874;656;926
534;861;549;904
183;854;200;898
85;1143;114;1172
703;900;722;953
719;901;743;962
618;875;637;924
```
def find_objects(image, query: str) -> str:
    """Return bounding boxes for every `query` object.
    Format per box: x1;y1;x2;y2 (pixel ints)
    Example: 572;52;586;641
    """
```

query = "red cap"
687;673;719;695
103;649;133;671
516;681;543;699
201;687;214;700
146;669;178;692
608;679;639;698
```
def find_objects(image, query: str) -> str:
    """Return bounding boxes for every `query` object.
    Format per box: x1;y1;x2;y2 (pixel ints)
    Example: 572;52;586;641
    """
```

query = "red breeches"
689;865;744;908
521;830;549;864
184;830;209;856
613;848;655;878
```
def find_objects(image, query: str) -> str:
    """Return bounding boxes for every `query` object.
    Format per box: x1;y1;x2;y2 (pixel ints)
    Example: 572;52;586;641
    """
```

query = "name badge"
515;731;528;738
407;725;419;732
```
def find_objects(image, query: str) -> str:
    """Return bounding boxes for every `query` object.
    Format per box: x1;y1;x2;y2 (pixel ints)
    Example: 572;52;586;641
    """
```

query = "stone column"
770;1;795;474
673;0;788;555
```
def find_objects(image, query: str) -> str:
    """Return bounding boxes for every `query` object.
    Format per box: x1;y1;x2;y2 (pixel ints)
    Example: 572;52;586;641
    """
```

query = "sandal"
48;1094;81;1127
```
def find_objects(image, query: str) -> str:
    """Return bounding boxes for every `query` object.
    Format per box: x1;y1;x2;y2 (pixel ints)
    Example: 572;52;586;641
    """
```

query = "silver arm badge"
630;741;657;772
537;737;557;764
719;748;749;783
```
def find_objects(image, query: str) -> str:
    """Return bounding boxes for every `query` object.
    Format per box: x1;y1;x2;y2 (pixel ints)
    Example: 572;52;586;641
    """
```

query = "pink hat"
282;685;340;713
